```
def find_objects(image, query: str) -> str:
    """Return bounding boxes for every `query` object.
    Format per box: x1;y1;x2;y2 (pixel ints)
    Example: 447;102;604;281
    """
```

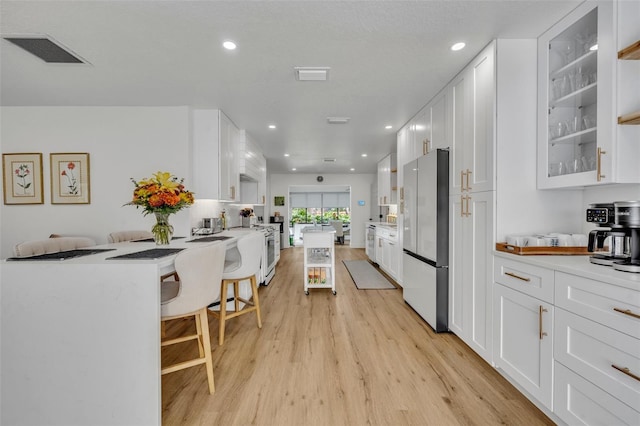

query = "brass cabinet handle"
423;139;431;155
460;170;465;191
262;195;265;204
465;195;471;217
597;147;606;181
505;271;531;282
613;307;640;320
612;364;640;382
400;187;404;201
539;305;548;340
230;185;236;200
466;169;472;191
460;195;465;217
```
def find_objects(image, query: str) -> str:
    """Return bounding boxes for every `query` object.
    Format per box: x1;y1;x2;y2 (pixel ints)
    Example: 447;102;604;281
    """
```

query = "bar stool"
209;232;264;345
160;244;226;394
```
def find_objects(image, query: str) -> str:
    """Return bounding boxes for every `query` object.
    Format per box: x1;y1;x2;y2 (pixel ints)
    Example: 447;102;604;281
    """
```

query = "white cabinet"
375;226;398;281
553;271;640;426
192;109;240;202
448;190;494;362
537;1;639;188
377;153;396;205
494;283;554;410
450;43;495;196
447;41;496;364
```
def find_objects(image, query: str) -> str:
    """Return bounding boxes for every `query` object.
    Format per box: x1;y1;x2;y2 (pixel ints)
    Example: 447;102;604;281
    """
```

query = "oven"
263;228;276;285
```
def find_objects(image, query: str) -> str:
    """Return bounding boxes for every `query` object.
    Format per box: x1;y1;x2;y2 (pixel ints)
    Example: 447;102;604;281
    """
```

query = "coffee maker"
612;201;640;273
586;203;629;266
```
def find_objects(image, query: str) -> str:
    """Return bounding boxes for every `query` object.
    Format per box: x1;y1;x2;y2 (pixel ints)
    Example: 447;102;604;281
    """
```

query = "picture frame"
274;195;285;206
2;153;44;205
50;153;91;204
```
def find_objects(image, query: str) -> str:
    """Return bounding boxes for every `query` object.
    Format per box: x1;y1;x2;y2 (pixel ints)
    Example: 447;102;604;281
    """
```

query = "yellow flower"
153;171;179;190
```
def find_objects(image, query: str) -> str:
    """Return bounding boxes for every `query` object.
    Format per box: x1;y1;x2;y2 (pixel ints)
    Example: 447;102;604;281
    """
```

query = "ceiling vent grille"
294;67;330;81
327;117;350;124
323;158;337;163
3;35;87;64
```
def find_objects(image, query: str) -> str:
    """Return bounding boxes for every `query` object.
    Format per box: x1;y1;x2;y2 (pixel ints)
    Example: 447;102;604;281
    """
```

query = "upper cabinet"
537;1;639;188
450;43;495;196
192;109;240;202
377;153;397;206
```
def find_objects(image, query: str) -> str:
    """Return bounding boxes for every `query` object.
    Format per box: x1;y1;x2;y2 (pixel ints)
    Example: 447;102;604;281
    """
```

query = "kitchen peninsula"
0;231;253;425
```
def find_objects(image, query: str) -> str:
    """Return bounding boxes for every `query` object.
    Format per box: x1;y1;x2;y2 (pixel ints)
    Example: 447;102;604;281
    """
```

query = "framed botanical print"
2;153;44;205
50;153;91;204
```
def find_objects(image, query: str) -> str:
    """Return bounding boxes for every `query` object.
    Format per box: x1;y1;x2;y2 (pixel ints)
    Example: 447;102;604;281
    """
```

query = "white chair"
160;243;226;394
107;230;153;243
13;237;96;257
329;220;345;245
208;232;263;345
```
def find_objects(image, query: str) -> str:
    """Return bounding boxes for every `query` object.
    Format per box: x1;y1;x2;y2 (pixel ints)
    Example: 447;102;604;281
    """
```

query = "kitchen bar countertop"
0;231;255;426
494;250;640;290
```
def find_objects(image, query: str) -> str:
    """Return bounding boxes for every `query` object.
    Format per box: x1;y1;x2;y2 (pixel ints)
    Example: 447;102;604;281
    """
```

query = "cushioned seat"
208;232;264;345
107;230;154;243
329;220;345;244
160;243;226;394
13;237;96;257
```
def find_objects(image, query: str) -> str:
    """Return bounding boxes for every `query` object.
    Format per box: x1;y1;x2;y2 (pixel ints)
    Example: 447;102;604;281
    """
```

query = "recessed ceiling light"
292;168;297;171
327;117;350;124
268;124;276;129
284;153;290;157
350;168;355;171
385;125;393;129
451;42;466;51
223;40;237;50
589;43;598;51
361;154;367;157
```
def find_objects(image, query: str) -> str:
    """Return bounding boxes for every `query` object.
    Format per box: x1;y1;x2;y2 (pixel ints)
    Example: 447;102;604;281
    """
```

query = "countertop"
367;222;398;230
494;250;640;291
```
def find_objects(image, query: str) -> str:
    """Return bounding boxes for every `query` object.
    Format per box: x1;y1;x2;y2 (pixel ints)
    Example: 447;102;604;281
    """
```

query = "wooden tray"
496;242;590;256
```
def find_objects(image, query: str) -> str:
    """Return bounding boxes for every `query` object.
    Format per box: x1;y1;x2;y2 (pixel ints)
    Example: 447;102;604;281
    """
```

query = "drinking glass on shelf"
582;115;596;130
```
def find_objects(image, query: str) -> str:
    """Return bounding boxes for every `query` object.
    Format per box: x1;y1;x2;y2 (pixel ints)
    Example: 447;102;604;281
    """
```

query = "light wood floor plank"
161;246;553;425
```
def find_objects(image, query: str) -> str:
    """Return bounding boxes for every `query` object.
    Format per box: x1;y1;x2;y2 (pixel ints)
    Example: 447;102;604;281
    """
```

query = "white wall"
269;173;375;248
0;106;192;257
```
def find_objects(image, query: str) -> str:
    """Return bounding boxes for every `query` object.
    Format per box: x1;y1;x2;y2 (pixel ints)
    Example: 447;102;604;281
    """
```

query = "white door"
494;284;553;409
402;160;418;253
416;152;437;261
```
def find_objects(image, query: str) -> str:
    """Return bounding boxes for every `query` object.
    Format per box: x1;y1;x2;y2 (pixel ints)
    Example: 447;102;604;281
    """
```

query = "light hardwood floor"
162;246;553;425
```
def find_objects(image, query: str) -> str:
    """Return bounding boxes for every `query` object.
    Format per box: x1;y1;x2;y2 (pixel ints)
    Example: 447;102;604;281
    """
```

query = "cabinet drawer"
494;257;554;303
555;271;640;339
555;308;640;410
554;362;640;426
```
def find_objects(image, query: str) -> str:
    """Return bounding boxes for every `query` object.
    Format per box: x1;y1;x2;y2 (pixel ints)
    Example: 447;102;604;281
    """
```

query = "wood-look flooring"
161;246;553;426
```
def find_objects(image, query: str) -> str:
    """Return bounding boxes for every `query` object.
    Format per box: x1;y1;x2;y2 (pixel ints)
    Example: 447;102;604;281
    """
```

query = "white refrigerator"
402;149;449;332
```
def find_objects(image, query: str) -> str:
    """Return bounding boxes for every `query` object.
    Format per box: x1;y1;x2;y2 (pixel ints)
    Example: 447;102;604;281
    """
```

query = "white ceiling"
0;0;583;174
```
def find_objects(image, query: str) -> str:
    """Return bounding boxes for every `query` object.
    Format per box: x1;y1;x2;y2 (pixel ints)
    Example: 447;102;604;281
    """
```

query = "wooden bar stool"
209;232;264;345
160;244;226;394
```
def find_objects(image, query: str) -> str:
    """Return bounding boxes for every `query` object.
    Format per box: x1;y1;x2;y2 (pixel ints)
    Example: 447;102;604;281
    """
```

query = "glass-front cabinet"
537;1;614;188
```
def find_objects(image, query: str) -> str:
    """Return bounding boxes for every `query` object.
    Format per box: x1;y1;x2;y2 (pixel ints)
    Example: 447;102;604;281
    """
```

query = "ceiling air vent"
294;66;330;81
3;35;87;64
323;158;337;163
327;117;350;124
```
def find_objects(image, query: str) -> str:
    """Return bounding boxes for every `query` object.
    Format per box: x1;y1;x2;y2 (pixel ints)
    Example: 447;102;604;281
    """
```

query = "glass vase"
152;212;174;245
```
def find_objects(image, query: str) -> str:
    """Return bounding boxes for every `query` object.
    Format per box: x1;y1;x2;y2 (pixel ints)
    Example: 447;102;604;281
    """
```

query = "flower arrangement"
126;171;194;245
127;171;194;215
239;208;254;217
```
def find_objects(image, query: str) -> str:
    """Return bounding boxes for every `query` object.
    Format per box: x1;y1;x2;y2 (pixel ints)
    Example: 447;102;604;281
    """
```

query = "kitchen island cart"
302;229;336;295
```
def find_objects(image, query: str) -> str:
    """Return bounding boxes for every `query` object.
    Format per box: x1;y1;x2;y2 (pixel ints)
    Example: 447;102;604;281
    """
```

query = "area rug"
342;260;396;290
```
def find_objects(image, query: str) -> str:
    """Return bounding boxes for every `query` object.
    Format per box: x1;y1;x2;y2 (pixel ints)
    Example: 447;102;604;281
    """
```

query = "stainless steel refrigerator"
402;148;449;332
